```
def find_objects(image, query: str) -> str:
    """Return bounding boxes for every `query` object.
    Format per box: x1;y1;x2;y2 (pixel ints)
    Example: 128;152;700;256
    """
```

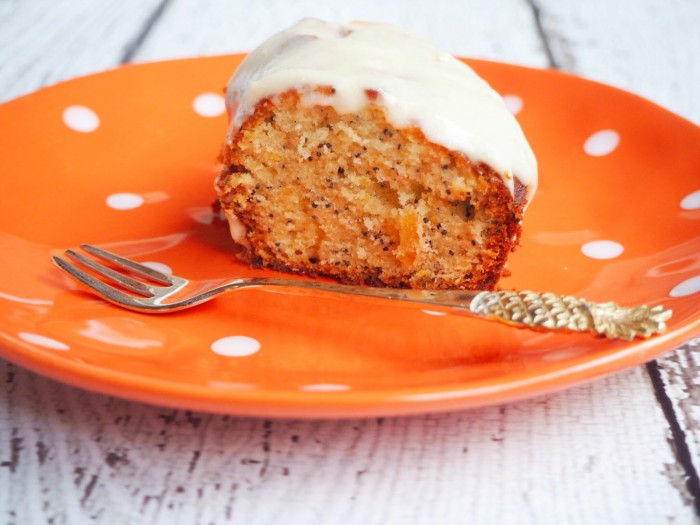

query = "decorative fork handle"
252;280;671;340
466;290;671;340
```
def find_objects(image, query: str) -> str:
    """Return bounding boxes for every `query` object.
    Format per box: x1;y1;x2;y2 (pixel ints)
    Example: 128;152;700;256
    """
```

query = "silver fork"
52;244;672;340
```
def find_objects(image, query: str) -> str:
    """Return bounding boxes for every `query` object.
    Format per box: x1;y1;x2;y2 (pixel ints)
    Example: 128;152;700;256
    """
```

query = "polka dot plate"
0;55;698;418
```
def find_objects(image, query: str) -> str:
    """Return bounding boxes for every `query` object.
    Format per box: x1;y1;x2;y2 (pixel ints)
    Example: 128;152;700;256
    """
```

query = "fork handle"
467;290;671;340
245;279;671;340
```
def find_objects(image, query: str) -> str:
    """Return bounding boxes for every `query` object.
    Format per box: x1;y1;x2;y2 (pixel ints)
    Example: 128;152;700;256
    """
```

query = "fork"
51;244;672;340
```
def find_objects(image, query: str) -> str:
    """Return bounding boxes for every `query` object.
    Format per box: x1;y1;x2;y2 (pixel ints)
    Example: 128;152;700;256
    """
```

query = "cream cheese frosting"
225;18;537;201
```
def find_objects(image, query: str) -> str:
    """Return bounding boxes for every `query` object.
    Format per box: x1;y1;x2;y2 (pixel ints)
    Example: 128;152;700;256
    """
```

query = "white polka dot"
106;193;145;210
502;95;524;115
681;190;700;210
581;240;624;259
62;105;100;132
300;384;350;392
18;332;69;351
584;129;620;156
670;275;700;297
193;93;226;117
211;335;261;357
141;262;172;275
422;309;447;316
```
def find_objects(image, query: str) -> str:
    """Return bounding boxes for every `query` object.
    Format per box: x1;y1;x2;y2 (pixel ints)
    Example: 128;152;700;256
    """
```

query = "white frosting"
225;18;537;200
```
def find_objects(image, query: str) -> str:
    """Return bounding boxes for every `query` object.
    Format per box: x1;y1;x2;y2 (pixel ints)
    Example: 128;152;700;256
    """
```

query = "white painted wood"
536;0;700;124
0;0;699;523
0;359;695;525
657;339;700;483
0;0;165;103
130;0;548;67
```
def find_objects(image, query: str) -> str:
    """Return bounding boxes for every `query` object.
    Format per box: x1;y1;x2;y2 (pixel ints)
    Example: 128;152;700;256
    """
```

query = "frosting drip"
225;18;537;200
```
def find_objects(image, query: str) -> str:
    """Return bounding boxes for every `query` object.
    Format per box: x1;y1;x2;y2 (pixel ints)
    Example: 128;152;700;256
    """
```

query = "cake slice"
216;19;537;290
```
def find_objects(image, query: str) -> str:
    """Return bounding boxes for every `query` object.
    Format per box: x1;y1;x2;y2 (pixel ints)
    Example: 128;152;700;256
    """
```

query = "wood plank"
655;339;700;454
0;358;695;524
0;0;166;103
536;0;700;502
535;0;700;123
651;340;700;499
129;0;549;67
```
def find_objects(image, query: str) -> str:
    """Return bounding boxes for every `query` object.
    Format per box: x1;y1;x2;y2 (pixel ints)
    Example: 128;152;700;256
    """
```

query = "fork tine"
65;249;155;297
52;255;151;305
80;244;172;285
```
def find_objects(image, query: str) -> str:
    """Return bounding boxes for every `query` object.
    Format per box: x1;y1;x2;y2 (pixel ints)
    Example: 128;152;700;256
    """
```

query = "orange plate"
0;55;698;419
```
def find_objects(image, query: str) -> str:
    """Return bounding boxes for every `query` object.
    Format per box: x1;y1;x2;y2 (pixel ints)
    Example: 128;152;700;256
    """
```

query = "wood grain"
535;0;700;124
0;0;165;103
1;358;696;524
130;0;548;66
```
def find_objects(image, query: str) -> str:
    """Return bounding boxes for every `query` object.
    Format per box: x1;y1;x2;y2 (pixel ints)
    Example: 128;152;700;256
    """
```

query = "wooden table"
1;1;699;523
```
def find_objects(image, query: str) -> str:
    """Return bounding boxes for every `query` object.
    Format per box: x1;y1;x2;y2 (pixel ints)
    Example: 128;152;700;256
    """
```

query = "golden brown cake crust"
217;90;527;290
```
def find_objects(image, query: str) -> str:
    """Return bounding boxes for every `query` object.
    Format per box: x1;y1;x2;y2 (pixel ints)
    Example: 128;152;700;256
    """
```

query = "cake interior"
217;90;525;290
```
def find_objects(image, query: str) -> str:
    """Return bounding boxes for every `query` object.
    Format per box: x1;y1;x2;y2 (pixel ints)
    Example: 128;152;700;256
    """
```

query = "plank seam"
119;0;173;64
646;359;700;517
525;0;560;69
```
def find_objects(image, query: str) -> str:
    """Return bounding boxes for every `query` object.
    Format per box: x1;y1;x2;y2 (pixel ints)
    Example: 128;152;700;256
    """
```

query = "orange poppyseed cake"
216;19;537;290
